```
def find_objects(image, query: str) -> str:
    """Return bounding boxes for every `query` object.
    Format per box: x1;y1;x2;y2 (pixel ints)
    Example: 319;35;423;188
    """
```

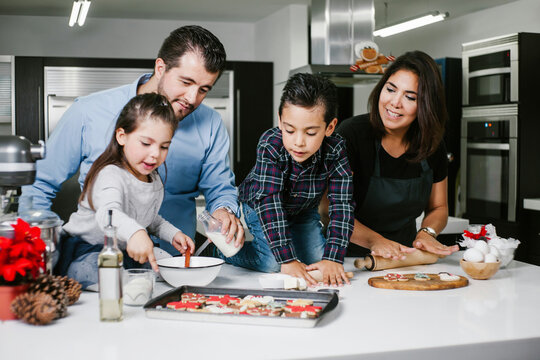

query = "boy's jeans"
221;203;325;272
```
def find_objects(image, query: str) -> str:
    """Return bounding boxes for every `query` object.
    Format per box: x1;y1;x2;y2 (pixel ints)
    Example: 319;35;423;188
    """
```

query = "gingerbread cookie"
438;272;460;282
181;292;207;304
206;295;241;306
383;273;408;282
166;301;202;311
286;299;313;306
283;305;322;319
246;307;282;317
414;273;431;281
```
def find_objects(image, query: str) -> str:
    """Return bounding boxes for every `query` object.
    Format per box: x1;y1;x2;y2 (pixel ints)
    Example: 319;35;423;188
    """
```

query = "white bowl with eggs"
157;256;224;287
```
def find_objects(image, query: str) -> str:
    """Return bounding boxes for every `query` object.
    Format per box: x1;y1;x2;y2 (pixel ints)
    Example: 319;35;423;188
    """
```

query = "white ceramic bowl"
157;256;224;287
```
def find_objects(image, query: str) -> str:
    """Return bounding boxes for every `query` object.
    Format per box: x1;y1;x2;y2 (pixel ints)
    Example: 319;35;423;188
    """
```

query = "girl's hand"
306;260;350;286
413;232;459;256
370;238;416;260
280;260;318;286
171;231;195;256
127;229;158;272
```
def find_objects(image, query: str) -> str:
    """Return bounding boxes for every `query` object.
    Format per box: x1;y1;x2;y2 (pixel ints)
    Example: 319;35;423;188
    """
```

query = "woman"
335;50;459;260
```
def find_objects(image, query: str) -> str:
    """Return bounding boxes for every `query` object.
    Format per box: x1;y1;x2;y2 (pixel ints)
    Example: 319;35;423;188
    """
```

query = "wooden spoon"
185;249;191;268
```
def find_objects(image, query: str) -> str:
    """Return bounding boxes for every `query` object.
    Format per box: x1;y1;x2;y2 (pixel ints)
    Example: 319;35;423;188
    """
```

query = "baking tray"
143;285;339;328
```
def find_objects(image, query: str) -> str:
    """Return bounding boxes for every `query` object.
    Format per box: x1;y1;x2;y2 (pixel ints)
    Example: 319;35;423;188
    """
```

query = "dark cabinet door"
229;61;273;185
15;57;44;143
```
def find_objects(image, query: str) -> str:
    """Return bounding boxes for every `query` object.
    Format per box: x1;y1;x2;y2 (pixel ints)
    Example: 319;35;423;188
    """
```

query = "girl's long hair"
79;92;177;210
368;50;447;162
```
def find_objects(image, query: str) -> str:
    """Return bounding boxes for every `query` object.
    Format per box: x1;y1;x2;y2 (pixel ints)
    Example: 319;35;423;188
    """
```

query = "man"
21;25;245;267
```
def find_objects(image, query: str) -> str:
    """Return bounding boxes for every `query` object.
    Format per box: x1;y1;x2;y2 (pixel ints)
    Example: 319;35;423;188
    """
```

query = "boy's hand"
306;260;350;286
171;231;196;256
280;260;318;286
127;229;158;272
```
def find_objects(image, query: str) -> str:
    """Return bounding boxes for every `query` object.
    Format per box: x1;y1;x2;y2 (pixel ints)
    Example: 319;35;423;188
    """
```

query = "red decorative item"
0;218;45;320
0;218;46;285
463;225;490;241
0;284;29;320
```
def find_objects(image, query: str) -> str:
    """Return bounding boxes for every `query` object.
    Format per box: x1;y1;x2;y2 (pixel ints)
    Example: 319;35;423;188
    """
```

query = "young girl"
57;93;195;289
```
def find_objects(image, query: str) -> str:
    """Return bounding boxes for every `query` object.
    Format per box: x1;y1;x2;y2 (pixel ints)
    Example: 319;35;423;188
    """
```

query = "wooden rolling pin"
354;250;440;271
307;270;354;282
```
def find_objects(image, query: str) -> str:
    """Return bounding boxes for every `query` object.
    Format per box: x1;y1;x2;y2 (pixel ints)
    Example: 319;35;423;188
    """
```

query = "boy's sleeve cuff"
271;244;297;264
322;244;347;264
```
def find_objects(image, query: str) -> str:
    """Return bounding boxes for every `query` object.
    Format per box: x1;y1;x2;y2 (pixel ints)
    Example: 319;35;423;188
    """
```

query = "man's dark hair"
279;73;338;125
158;25;226;75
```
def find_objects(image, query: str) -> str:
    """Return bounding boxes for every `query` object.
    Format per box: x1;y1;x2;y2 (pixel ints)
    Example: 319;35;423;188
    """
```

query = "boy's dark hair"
80;93;178;210
158;25;227;75
368;50;447;162
279;73;338;125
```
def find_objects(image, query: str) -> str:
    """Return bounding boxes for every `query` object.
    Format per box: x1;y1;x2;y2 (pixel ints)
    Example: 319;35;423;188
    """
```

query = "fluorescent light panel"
374;11;448;37
68;0;91;27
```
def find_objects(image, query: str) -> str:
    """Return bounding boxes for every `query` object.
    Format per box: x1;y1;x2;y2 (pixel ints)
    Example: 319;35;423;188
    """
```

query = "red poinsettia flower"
0;219;46;284
463;225;490;241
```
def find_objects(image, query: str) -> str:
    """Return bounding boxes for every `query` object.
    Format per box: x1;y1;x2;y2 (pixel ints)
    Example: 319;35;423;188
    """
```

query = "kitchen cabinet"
519;208;540;266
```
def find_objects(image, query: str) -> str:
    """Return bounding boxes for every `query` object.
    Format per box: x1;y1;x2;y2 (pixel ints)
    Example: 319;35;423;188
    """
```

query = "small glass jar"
122;269;154;306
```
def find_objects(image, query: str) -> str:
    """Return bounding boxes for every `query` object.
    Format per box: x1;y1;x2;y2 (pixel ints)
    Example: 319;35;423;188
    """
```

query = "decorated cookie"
383;273;408;282
240;295;274;308
181;292;207;304
438;272;460;282
414;273;431;281
205;305;236;314
283;305;322;319
286;299;314;306
206;295;241;306
166;301;202;311
246;307;282;317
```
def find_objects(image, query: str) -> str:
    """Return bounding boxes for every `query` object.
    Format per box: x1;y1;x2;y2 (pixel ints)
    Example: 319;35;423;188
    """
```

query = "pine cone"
58;276;82;306
28;274;68;318
11;292;57;325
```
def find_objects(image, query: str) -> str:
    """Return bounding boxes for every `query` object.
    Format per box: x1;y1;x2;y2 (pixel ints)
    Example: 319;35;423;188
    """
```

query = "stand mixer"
0;135;63;273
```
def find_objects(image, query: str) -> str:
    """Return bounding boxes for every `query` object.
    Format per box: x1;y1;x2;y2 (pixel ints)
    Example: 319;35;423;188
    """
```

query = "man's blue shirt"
21;74;239;239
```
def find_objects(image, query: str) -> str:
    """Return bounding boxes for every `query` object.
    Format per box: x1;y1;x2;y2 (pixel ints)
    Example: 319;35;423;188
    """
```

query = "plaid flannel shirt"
238;127;354;264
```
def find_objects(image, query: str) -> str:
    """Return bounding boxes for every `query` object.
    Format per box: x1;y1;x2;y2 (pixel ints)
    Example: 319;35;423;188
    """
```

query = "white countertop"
2;252;540;360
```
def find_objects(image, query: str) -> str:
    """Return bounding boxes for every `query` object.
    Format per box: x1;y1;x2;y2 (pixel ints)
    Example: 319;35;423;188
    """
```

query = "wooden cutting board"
368;273;468;291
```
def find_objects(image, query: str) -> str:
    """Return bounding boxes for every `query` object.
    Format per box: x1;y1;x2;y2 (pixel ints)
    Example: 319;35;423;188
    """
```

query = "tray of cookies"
143;285;339;328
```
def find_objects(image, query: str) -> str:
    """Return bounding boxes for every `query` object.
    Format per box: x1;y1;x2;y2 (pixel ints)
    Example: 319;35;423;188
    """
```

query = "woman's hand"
281;260;318;286
413;231;459;256
306;260;350;286
171;231;195;256
127;229;158;272
212;208;245;248
370;237;416;260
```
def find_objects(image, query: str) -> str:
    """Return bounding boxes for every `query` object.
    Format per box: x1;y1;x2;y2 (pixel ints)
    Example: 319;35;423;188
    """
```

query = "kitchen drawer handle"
467;143;510;150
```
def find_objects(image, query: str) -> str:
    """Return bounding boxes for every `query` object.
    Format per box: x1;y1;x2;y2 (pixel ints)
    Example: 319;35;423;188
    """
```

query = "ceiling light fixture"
69;0;91;27
373;11;448;37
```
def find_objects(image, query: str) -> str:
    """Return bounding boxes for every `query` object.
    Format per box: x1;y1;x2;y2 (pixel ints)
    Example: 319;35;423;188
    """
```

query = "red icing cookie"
206;295;241;306
246;307;282;317
166;301;201;311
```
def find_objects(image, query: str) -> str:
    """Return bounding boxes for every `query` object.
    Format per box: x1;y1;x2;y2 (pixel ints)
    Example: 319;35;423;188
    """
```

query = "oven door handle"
467;143;510;150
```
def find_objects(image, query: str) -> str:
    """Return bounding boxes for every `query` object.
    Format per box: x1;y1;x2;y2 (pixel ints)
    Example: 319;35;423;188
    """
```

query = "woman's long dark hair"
368;50;447;162
79;93;177;210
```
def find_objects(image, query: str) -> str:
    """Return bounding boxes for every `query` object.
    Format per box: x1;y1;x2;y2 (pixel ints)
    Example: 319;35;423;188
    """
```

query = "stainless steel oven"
460;104;517;221
462;34;518;106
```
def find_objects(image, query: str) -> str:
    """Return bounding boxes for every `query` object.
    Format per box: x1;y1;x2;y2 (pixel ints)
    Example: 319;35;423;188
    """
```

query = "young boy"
223;73;355;286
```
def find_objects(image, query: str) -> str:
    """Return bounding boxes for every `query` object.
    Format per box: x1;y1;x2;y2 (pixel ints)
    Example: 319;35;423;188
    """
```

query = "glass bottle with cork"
98;209;123;321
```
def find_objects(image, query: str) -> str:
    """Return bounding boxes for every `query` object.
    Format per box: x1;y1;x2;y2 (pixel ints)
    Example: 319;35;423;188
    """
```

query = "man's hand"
127;229;158;272
306;260;350;286
212;207;245;248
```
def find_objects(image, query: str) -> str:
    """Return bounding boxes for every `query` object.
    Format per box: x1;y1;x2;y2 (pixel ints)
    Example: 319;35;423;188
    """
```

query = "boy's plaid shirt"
239;127;354;264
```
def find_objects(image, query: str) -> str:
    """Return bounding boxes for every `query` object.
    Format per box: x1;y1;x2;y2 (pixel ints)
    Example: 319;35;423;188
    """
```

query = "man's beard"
157;81;193;121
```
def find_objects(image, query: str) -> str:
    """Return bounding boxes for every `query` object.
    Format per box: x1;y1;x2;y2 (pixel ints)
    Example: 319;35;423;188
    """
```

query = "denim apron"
356;141;433;247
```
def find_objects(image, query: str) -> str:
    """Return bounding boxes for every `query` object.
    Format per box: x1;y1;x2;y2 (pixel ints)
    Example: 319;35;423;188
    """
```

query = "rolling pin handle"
354;255;374;271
